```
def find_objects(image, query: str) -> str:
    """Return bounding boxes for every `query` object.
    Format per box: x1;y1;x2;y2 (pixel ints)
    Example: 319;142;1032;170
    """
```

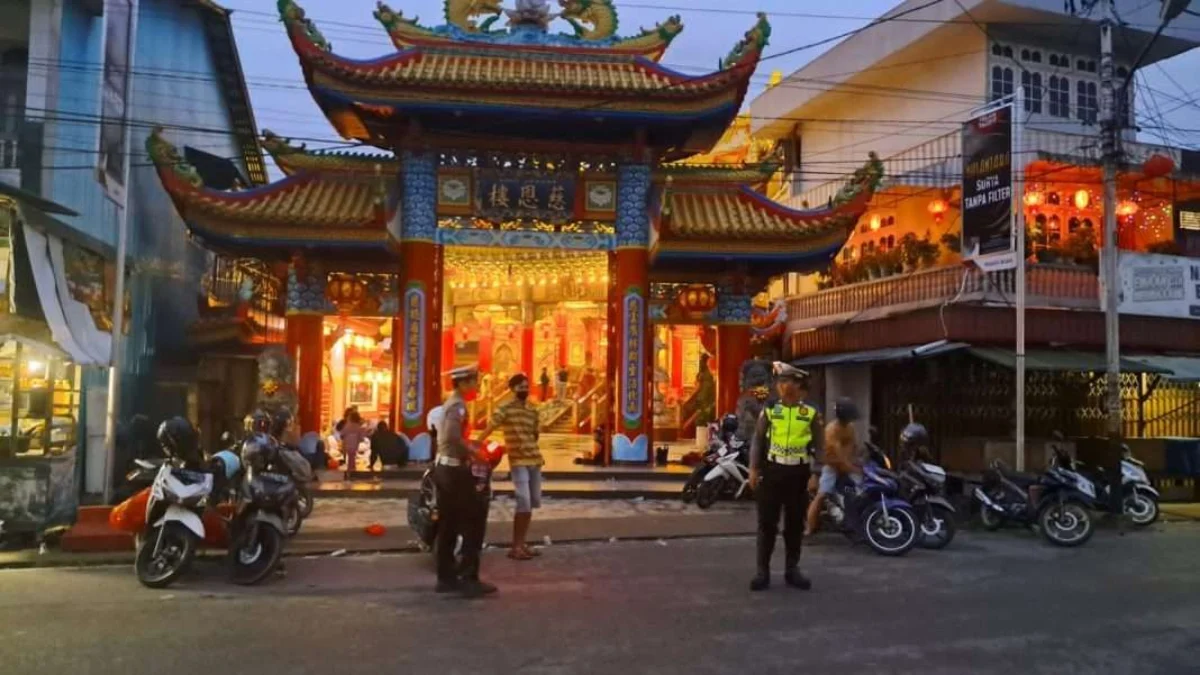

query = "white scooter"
694;438;751;509
134;461;214;588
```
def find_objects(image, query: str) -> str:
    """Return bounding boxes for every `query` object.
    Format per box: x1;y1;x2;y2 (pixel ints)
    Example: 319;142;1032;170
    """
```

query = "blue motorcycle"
817;445;919;557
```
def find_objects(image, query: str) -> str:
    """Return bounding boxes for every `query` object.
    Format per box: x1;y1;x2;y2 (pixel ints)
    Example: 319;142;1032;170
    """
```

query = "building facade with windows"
752;0;1200;477
0;0;262;521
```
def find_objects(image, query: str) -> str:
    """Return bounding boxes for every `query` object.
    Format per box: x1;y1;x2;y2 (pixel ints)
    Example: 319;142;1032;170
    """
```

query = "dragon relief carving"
445;0;505;32
720;12;770;70
557;0;616;40
260;130;306;157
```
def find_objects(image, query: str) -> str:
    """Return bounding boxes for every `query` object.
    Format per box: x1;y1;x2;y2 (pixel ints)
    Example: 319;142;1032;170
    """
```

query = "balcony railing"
202;256;286;343
786;263;1100;330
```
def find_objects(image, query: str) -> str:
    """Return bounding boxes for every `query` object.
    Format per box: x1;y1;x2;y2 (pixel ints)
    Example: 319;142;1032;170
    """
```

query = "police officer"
432;366;497;598
747;363;820;592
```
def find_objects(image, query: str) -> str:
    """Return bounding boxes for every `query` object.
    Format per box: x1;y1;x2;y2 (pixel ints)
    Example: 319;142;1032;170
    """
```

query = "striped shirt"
492;399;543;467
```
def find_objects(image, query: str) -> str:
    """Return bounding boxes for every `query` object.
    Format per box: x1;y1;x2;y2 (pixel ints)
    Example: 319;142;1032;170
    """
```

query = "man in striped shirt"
479;373;544;560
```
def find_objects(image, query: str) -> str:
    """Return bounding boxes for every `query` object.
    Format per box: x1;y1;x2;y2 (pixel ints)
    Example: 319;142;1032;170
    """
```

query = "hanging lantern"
675;284;717;317
1073;189;1091;209
1117;200;1139;217
1023;189;1044;208
1142;154;1175;179
325;273;367;314
927;198;948;223
869;214;882;231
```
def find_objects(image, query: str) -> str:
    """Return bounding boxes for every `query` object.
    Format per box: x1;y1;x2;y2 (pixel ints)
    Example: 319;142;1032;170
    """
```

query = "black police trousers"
433;464;488;583
756;461;811;572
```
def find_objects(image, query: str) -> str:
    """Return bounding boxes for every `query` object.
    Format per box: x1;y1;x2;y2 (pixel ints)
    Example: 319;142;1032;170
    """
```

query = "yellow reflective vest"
766;403;817;464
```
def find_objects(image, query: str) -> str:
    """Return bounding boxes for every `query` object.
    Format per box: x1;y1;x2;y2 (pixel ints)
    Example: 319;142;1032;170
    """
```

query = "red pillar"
670;327;683;391
441;325;455;381
478;316;494;375
717;324;751;418
286;314;323;435
612;247;652;461
555;311;569;369
520;325;534;378
396;240;441;460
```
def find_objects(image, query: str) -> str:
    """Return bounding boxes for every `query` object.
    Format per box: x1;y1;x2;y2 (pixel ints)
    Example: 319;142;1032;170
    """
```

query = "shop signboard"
1117;252;1200;319
961;104;1015;271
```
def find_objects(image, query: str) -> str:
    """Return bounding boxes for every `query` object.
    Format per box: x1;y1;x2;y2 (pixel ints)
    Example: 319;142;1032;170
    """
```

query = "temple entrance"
442;248;609;442
318;316;395;437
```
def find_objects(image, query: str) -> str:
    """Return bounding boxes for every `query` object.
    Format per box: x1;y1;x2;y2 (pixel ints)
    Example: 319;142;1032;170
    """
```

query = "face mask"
515;390;530;401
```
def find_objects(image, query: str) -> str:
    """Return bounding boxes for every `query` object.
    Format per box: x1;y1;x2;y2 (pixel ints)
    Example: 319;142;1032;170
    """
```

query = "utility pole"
1098;0;1121;442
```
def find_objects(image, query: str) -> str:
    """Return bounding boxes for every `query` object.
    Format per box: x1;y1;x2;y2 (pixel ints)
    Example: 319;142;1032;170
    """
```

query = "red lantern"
1142;154;1175;179
675;284;717;317
325;273;367;314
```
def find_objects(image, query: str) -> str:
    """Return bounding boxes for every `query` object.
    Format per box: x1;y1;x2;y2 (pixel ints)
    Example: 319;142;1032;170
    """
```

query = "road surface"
1;524;1198;675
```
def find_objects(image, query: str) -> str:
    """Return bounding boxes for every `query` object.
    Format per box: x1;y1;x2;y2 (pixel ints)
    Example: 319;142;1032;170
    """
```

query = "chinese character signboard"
961;104;1015;270
401;286;427;426
621;291;645;424
1117;252;1200;319
475;170;576;222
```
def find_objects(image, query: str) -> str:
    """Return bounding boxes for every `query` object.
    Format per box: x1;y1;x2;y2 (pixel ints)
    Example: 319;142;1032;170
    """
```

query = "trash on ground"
330;548;348;557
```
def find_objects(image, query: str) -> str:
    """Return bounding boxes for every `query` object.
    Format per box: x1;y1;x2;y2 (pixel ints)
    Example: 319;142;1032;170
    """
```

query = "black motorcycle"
973;448;1098;547
229;434;294;585
407;441;505;557
898;456;957;550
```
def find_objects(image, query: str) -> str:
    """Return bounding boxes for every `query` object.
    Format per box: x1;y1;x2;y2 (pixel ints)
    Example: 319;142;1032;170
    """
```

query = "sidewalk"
0;498;754;570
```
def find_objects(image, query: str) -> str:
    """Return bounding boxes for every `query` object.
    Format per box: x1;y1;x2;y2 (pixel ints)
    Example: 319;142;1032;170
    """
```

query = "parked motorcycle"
407;440;505;557
683;415;740;504
229;434;294;585
694;438;751;509
973;448;1098;547
899;458;957;550
132;459;215;588
1056;436;1159;527
817;446;919;557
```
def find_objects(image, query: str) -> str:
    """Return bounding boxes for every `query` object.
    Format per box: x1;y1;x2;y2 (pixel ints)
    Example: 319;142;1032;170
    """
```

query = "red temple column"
395;151;442;461
286;314;324;435
555;311;569;369
520;325;534;378
478;315;494;375
610;162;653;462
716;288;753;419
717;325;751;418
441;325;455;381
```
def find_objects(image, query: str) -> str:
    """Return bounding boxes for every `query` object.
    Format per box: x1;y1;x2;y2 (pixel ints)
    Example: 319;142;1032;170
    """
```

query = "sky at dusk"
218;0;1200;175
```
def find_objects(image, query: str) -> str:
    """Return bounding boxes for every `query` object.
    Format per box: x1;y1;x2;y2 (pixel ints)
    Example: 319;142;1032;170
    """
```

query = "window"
992;44;1002;56
1003;46;1013;58
1047;192;1060;206
991;66;1014;101
1021;48;1031;61
1068;217;1081;233
1049;76;1071;118
1031;51;1042;64
1022;71;1043;113
1076;81;1098;124
1116;66;1129;79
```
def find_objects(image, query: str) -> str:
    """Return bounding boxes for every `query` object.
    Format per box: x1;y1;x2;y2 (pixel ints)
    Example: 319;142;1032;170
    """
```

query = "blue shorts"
818;465;862;495
511;465;543;513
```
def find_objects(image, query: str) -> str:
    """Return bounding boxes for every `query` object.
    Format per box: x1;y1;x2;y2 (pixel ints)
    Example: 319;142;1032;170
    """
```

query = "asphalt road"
2;524;1198;675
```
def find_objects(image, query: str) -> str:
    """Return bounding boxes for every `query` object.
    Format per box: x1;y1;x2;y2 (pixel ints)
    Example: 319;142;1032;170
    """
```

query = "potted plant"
916;235;940;269
863;251;883;280
940;232;962;254
1062;226;1099;268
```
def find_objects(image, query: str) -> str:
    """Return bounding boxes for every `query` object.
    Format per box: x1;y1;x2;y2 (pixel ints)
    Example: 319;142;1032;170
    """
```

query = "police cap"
772;361;810;383
448;365;479;384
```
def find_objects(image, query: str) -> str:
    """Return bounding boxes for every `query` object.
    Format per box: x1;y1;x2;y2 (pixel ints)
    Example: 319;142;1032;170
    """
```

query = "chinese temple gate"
148;0;883;463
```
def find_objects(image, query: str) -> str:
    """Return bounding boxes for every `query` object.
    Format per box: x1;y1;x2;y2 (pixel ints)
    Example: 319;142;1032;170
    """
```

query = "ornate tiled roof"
277;0;768;157
262;130;393;176
662;154;882;242
147;129;389;254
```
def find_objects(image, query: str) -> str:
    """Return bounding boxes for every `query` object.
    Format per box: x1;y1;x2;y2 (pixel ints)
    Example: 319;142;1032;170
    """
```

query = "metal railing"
202;256;286;343
785;263;1100;329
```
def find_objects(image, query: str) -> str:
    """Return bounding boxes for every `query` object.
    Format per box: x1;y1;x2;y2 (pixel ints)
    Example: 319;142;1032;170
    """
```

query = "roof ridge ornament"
720;12;770;71
277;0;332;52
146;128;203;190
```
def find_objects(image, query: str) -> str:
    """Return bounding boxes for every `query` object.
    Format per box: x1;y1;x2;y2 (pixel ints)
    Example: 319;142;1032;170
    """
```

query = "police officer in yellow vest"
747;362;820;592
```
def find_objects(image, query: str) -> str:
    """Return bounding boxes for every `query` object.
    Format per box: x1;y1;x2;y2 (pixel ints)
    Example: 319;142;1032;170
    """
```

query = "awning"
1127;355;1200;382
967;348;1172;374
793;341;968;367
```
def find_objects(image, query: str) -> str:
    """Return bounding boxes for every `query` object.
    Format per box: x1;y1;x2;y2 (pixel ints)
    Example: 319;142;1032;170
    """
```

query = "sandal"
522;545;542;557
507;548;535;561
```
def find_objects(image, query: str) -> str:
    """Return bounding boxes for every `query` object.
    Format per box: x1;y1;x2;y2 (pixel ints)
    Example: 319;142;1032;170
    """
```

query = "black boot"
749;569;770;592
784;568;812;590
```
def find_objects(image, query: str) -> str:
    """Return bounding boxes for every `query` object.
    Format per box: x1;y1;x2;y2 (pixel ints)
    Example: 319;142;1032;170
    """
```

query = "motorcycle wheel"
284;503;303;537
135;523;197;589
1038;501;1093;547
862;505;918;556
695;479;722;510
918;505;956;550
681;473;702;504
1123;492;1159;527
297;485;314;518
978;498;1006;531
229;523;285;585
